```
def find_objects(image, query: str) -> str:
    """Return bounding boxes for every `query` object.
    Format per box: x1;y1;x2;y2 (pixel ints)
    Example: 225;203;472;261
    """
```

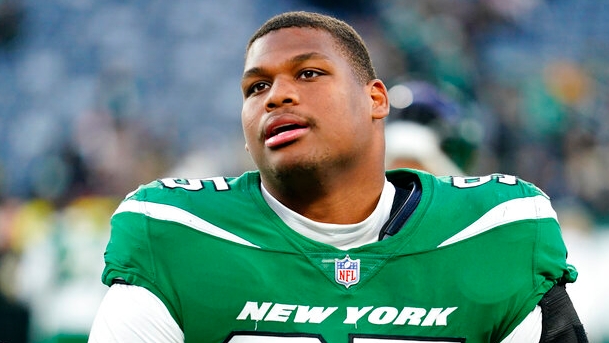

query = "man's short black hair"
246;11;377;84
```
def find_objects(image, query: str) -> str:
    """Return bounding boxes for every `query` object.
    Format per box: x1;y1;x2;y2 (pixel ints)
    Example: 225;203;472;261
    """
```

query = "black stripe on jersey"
378;178;422;241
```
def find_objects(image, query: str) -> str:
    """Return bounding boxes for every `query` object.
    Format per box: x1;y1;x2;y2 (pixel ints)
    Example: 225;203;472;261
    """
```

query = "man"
88;11;587;343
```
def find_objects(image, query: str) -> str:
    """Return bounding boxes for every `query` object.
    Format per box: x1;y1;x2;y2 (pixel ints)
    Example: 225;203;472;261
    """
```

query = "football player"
89;11;587;343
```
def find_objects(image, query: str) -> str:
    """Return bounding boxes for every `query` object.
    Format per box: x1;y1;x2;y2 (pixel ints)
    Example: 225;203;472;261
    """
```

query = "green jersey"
101;169;576;343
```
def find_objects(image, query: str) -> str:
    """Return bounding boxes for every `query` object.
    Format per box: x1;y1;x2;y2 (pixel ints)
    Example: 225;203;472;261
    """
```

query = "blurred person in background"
0;198;30;343
89;11;587;343
384;80;474;175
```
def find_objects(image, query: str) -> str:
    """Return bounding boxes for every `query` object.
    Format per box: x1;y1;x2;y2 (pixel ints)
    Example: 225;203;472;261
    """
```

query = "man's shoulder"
388;169;548;203
123;172;259;205
428;172;555;224
387;169;560;246
109;171;265;232
106;171;271;250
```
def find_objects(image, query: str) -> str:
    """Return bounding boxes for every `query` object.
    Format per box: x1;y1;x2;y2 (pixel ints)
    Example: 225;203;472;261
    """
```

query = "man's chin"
265;158;320;179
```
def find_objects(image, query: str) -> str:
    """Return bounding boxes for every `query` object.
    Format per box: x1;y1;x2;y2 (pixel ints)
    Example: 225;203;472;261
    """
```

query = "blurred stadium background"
0;0;608;342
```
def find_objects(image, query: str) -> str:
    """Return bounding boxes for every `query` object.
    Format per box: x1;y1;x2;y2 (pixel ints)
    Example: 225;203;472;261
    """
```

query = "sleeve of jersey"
100;185;175;319
533;194;578;288
102;204;155;286
495;183;579;342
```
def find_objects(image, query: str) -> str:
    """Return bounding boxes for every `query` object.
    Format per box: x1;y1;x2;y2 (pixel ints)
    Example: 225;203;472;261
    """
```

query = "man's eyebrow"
291;52;329;64
242;67;264;81
242;52;331;80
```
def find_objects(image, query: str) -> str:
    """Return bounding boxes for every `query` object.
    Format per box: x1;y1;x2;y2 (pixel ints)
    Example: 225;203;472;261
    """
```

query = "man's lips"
265;127;309;148
264;115;310;148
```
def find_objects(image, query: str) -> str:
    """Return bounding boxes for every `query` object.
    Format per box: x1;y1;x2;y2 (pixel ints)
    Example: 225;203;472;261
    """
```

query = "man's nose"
265;77;299;111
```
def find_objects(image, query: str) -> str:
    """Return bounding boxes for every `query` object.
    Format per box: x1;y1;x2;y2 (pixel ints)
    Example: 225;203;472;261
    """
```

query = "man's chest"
163;242;526;343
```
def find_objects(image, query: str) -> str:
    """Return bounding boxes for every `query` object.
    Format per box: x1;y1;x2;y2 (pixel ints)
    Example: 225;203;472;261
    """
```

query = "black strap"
378;179;422;241
539;284;589;343
111;278;129;285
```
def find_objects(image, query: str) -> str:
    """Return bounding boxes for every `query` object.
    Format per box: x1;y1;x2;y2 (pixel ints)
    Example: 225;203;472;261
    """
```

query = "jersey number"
226;333;462;343
452;174;517;189
159;177;230;191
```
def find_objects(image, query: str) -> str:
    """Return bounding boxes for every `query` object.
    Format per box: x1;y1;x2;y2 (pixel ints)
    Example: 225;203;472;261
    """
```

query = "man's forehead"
247;27;336;57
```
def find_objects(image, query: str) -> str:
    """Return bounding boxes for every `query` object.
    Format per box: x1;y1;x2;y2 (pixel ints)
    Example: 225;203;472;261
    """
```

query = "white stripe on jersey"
438;195;558;247
114;200;260;248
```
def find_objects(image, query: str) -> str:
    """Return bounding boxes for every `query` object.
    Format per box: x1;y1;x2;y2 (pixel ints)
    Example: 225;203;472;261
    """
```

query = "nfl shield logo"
335;255;360;288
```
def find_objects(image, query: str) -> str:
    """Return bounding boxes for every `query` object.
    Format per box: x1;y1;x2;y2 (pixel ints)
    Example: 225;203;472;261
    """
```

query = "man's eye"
248;82;270;95
299;70;321;79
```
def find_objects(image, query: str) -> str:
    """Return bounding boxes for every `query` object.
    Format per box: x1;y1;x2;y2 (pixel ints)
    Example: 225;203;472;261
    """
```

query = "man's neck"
261;179;395;249
261;171;386;224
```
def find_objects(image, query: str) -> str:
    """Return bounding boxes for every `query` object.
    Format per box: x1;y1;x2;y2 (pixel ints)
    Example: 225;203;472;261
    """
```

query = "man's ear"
368;79;390;120
245;144;249;152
